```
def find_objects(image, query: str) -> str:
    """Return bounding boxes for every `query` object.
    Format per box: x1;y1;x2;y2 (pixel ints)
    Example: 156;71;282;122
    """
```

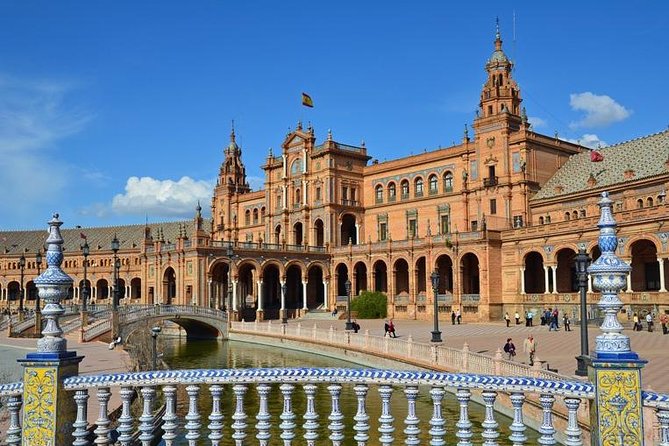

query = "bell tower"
219;124;251;195
473;20;522;132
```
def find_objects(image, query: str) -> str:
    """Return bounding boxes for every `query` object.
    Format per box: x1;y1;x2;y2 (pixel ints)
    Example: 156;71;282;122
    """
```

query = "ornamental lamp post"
281;282;288;324
80;241;90;331
345;278;353;331
111;235;120;311
34;249;43;335
19;254;26;316
151;325;161;371
574;247;591;377
431;270;442;342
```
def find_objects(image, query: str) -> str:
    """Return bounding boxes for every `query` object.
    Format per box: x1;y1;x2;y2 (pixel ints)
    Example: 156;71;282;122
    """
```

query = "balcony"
483;176;498;187
341;199;359;207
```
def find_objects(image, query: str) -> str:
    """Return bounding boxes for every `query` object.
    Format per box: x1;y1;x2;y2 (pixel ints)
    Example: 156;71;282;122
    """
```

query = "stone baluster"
138;386;156;446
508;392;527;445
327;383;344;445
456;388;473;446
353;384;370;445
208;385;224;445
657;409;669;446
5;395;22;446
378;384;394;445
563;397;583;446
117;387;135;445
231;383;248;446
538;393;556;445
185;385;201;445
256;383;271;446
403;385;420;445
162;385;179;445
93;387;112;446
481;390;499;445
72;390;89;446
428;386;446;446
303;383;319;445
280;383;296;445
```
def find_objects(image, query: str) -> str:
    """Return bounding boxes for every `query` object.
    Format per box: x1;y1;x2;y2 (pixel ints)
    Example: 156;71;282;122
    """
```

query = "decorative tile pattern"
595;368;642;446
22;367;57;446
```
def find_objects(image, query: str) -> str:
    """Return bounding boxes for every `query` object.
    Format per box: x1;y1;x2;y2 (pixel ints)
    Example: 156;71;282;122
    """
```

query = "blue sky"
1;1;667;230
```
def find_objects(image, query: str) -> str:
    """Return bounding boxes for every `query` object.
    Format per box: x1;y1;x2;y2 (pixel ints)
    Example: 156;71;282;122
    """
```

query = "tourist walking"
331;306;338;317
504;312;510;327
514;311;520;325
527;311;533;327
456;309;461;324
388;319;397;338
553;308;560;329
633;313;640;331
646;313;654;332
503;338;516;360
661;313;668;335
384;320;390;337
451;310;456;325
352;320;360;333
523;335;537;366
563;314;571;331
548;310;558;332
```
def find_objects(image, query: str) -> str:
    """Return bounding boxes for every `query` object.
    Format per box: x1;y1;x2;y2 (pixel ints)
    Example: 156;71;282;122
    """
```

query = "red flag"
590;150;604;162
80;232;87;239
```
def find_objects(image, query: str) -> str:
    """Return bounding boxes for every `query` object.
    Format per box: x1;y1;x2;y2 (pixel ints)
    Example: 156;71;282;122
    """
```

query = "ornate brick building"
2;30;668;323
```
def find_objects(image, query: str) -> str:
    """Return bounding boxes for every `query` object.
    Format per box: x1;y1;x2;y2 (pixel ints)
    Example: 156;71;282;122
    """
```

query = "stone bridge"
82;304;228;342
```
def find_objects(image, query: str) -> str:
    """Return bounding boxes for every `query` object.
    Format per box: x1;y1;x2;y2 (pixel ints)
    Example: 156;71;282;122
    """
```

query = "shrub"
350;291;387;319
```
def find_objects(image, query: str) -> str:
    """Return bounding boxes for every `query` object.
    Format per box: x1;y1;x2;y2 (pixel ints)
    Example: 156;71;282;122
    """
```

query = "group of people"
383;319;397;337
633;312;657;332
540;308;571;332
450;309;462;325
504;311;534;327
503;335;537;366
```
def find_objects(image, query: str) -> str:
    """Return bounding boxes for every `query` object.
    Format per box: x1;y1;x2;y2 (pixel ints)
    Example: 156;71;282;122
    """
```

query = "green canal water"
161;337;540;445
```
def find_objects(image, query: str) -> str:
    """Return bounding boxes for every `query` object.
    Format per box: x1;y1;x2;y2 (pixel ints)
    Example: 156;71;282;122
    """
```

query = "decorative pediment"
484;154;498;165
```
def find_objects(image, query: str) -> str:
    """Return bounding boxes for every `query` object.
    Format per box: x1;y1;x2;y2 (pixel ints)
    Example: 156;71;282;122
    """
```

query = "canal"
161;337;540;445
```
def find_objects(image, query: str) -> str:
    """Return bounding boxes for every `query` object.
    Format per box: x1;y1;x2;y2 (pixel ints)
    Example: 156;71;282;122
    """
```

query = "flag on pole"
301;92;314;108
80;232;87;239
590;150;604;162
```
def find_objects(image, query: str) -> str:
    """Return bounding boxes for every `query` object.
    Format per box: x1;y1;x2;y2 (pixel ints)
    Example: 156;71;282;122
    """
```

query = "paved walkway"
293;317;669;393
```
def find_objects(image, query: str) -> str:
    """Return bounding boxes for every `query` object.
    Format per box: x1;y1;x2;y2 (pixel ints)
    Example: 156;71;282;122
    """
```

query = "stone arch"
434;254;454;294
555;248;577;293
293;221;304;246
460;252;480;295
260;259;284;278
393;258;410;297
353;261;368;295
306;264;325;309
373;259;388;293
313;218;325;247
523;251;545;294
274;224;282;244
630;239;660;291
624;235;662;256
130;277;141;299
162;267;176;305
415;256;427;297
335;263;349;298
210;262;230;309
96;278;109;300
340;213;357;245
238;262;260;321
7;281;20;303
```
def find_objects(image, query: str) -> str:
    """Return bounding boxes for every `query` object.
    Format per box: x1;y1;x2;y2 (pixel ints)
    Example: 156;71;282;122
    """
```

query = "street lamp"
226;244;234;323
151;326;162;370
574;247;591;376
111;235;120;311
281;282;288;324
19;254;26;315
34;249;43;335
431;270;442;342
80;241;90;331
345;278;353;330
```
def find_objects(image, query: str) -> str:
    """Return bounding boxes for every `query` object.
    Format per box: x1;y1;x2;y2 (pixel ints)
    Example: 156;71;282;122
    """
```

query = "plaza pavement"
292;317;669;393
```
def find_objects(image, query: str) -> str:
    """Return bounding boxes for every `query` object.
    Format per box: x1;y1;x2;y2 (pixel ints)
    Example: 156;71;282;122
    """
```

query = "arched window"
414;177;424;197
375;184;383;203
637;199;644;209
572;211;578;220
539;216;544;225
295;188;301;205
647;197;654;207
443;172;454;192
253;208;259;224
388;182;396;201
564;212;570;221
261;207;266;223
244;210;251;226
400;180;409;199
291;159;303;175
428;175;438;194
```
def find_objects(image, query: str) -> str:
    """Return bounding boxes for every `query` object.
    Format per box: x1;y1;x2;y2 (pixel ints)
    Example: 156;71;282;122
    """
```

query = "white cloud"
562;133;607;149
0;75;91;217
528;116;546;128
569;92;631;129
112;176;214;216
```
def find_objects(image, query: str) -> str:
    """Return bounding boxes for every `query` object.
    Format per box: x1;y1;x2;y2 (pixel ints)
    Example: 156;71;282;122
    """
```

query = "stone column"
659;258;666;292
232;280;238;311
626;269;633;293
588;275;593;293
256;280;263;312
520;267;526;294
588;192;646;446
20;214;83;446
280;280;286;312
323;280;329;310
551;265;558;294
354;223;360;244
302;281;308;311
543;266;550;294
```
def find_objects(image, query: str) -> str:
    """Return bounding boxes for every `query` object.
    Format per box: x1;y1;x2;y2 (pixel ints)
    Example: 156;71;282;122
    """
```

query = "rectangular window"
490;199;497;215
470;161;479;180
512;152;521;173
342;186;348;200
440;215;449;235
408;219;417;239
379;222;387;241
351;188;356;203
316;187;321;201
471;220;478;231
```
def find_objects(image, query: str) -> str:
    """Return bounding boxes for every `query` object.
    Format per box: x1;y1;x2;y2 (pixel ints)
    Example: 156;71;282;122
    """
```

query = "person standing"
563;314;571;331
504;312;510;327
456;309;461;325
451;310;456;325
527;311;534;327
646;313;654;332
523;335;537;366
389;319;397;338
660;313;668;335
503;338;516;360
633;313;640;331
384;320;390;337
514;311;520;325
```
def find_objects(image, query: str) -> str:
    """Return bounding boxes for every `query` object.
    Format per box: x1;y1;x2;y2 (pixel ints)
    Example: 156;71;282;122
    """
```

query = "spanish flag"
301;92;314;108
